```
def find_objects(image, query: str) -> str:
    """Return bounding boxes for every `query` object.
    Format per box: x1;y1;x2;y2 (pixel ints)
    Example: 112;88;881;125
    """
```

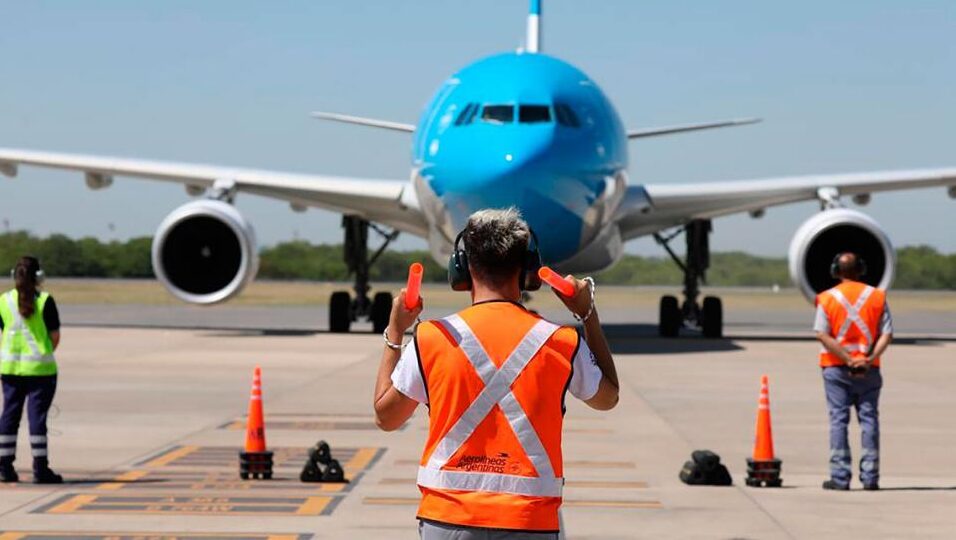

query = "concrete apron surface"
0;326;954;539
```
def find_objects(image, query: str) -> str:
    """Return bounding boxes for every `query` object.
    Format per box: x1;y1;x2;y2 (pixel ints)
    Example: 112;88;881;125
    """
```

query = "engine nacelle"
152;200;258;305
788;208;895;302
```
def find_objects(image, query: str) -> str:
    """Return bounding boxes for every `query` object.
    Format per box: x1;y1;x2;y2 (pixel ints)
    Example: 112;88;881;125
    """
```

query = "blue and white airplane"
2;0;955;336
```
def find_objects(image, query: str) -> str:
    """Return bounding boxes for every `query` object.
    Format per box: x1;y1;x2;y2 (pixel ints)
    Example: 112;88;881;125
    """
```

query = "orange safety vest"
413;302;579;532
816;281;887;368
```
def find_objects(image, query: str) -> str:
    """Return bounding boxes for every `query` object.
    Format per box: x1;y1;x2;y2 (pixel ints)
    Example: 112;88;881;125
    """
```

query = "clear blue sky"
1;1;953;256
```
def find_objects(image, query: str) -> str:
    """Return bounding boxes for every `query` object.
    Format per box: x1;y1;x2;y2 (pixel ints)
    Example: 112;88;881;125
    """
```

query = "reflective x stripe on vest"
824;286;875;355
0;291;55;372
416;314;563;498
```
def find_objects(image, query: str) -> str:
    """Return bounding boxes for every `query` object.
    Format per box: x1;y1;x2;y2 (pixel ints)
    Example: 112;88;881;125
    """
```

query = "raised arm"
556;277;619;411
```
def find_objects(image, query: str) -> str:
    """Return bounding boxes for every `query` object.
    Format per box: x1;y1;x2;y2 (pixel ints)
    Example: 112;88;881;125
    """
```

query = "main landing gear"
329;216;398;334
654;219;723;338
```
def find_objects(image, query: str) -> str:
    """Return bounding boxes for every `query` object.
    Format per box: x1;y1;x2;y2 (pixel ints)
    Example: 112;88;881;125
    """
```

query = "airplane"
2;0;955;337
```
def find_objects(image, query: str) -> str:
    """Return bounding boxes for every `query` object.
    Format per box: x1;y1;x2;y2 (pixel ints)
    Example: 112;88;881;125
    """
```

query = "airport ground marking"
92;468;356;493
97;469;149;490
35;494;340;516
142;445;200;468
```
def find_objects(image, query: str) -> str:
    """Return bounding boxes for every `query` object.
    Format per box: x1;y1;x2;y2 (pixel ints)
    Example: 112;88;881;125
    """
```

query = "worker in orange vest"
374;208;619;539
814;252;892;491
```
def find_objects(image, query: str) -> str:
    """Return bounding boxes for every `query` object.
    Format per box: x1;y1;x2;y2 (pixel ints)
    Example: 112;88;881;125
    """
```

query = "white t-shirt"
391;326;604;405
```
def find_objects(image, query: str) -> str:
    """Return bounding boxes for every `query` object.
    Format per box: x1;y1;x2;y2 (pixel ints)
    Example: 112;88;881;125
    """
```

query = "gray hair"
463;207;531;286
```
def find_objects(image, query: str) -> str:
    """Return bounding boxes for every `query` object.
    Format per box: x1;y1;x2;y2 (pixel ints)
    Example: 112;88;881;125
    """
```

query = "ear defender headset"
10;260;45;284
830;252;867;279
448;228;543;292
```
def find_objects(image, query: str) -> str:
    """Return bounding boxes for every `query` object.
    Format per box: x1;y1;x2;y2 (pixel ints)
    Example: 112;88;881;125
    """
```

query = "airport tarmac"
0;286;955;539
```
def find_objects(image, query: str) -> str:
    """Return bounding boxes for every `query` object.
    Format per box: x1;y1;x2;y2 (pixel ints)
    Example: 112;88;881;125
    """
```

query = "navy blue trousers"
0;375;57;469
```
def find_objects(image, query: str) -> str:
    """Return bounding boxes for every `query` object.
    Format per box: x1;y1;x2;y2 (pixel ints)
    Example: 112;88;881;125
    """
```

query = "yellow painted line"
96;469;149;490
143;445;200;468
295;496;332;515
0;533;26;540
344;447;378;473
563;500;663;509
46;494;97;514
362;497;661;509
225;420;245;430
315;483;347;493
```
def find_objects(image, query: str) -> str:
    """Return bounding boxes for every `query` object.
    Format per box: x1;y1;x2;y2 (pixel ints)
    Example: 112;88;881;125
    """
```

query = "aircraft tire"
658;295;681;337
329;291;352;333
371;292;392;334
702;296;723;338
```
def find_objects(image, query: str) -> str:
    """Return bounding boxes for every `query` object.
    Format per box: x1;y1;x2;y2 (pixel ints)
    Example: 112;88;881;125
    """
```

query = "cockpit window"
519;105;551;124
554;103;580;127
455;103;476;126
481;105;514;124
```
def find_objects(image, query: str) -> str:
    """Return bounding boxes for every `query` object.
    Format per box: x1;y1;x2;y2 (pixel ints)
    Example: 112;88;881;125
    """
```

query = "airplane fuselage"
411;52;630;272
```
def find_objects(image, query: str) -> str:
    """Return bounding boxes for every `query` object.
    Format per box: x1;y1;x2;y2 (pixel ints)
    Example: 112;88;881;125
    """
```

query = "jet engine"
788;208;895;302
151;200;258;305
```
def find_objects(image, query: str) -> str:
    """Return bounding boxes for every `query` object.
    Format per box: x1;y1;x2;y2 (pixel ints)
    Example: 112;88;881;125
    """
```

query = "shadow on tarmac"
601;324;744;355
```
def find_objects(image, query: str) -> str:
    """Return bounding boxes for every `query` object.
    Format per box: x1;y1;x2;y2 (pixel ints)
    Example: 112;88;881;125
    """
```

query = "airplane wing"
0;147;428;236
617;168;956;239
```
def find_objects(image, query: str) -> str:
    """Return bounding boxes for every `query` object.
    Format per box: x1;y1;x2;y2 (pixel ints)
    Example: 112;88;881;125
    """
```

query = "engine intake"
152;200;258;304
788;208;894;302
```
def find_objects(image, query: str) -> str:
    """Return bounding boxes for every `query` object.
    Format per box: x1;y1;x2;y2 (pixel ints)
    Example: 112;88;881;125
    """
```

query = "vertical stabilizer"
526;0;541;53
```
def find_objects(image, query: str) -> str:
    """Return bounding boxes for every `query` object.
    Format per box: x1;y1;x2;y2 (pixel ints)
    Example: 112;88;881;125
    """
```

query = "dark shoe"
822;479;849;491
33;467;63;484
863;483;879;491
0;464;18;483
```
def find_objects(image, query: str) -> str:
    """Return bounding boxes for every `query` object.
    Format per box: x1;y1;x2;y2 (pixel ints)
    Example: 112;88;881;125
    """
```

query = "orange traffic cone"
745;375;783;487
239;366;273;480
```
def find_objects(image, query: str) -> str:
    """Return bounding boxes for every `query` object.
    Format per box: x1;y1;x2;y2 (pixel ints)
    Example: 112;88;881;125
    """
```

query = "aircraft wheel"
329;291;352;333
371;292;392;334
701;296;723;338
658;295;681;337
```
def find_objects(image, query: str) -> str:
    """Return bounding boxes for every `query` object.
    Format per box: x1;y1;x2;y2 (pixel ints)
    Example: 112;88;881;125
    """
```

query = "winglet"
311;111;415;133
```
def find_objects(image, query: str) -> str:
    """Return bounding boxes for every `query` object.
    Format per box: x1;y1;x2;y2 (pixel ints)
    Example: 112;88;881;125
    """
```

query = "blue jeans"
822;366;881;486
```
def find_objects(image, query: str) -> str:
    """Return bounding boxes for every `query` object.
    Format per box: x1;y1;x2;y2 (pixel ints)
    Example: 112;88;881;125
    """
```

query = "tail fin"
526;0;541;53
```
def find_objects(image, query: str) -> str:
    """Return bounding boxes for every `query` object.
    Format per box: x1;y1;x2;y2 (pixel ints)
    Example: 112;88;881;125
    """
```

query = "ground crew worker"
374;208;619;539
0;256;63;484
814;252;891;491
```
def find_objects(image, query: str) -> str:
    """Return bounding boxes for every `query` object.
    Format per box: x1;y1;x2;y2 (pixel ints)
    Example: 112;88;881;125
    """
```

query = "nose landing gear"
654;219;723;338
328;216;398;333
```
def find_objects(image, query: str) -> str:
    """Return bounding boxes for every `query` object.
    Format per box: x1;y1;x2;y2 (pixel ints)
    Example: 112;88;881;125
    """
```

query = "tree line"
0;231;953;289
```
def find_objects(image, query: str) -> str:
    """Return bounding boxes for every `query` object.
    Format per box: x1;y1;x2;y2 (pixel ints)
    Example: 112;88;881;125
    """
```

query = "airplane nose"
429;128;556;193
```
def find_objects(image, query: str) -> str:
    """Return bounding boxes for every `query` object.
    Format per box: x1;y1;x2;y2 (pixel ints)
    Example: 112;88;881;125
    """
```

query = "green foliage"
0;231;953;289
0;231;153;278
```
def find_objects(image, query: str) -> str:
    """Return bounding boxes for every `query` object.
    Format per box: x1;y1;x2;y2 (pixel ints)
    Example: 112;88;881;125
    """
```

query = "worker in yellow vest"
815;252;892;491
374;208;619;539
0;256;63;484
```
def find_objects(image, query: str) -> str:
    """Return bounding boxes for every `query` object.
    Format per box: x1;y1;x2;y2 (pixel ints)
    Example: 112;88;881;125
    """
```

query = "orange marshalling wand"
405;263;424;310
538;266;575;297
